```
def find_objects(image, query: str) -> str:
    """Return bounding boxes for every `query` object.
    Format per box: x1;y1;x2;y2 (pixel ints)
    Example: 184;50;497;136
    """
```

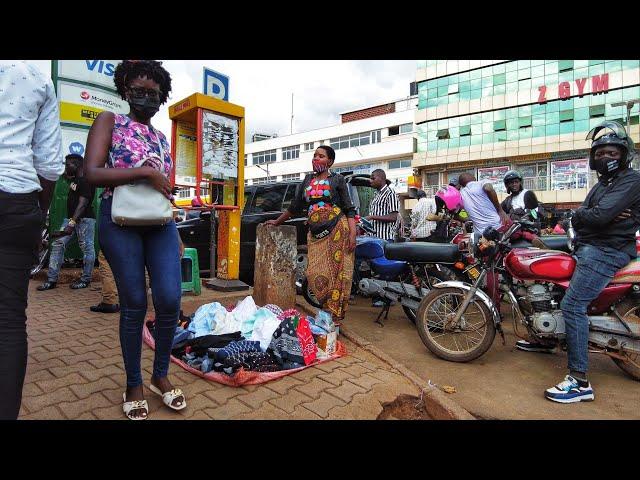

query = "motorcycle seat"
384;242;460;263
370;257;409;280
511;235;571;253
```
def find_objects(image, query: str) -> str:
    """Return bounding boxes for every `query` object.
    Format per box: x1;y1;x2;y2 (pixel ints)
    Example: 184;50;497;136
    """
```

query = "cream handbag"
111;130;173;227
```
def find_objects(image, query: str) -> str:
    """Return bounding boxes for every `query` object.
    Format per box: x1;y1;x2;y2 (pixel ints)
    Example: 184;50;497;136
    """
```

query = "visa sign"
56;60;120;91
85;60;115;77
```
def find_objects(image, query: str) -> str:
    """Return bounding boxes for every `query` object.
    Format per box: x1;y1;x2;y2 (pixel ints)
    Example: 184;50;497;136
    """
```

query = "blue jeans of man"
99;197;181;388
561;243;630;374
47;217;96;283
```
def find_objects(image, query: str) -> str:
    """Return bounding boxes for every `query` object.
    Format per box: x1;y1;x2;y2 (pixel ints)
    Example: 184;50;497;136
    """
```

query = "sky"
31;60;417;144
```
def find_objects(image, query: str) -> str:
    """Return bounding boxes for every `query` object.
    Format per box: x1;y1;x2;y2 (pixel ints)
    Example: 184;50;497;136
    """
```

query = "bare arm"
37;175;56;217
483;183;509;224
265;210;293;226
70;197;90;222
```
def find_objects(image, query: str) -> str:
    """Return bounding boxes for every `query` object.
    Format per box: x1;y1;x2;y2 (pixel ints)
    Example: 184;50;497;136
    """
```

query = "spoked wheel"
416;287;496;362
302;277;323;309
611;300;640;381
402;267;457;324
30;226;50;278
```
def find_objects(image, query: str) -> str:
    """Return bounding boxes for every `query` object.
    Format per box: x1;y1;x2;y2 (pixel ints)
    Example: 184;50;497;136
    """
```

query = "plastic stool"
181;248;201;295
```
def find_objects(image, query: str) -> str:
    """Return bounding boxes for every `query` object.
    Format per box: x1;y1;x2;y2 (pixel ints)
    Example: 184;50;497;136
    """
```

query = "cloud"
29;59;417;145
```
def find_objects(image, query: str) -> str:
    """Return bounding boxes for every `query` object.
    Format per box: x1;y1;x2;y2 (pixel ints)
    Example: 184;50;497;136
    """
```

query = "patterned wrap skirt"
306;206;354;320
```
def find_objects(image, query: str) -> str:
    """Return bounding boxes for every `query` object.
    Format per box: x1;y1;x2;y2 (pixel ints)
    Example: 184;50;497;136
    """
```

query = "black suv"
177;174;373;286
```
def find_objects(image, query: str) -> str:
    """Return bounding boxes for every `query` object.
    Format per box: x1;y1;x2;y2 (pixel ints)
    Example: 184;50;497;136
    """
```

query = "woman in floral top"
85;60;186;420
266;146;357;325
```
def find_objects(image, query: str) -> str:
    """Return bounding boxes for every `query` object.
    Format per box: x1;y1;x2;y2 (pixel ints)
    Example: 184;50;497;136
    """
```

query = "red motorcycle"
415;220;640;381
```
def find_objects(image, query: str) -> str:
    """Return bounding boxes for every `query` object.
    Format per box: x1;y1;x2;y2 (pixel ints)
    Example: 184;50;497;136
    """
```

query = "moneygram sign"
58;81;127;127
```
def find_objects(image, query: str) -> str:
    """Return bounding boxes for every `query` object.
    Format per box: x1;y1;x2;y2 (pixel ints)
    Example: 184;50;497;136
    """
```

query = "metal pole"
290;93;294;135
209;210;217;277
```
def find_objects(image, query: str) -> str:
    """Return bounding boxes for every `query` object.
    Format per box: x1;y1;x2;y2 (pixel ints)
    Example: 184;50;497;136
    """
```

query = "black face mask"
595;156;621;176
128;96;160;119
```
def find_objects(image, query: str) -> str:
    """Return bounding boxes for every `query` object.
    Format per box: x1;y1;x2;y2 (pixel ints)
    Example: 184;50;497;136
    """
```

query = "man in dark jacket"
543;121;640;404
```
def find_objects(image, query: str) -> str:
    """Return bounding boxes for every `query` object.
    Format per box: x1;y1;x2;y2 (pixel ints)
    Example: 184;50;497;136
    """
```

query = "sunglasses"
128;87;161;100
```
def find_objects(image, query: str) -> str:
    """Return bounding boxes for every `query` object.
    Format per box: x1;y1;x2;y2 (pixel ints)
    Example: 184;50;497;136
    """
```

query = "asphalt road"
338;296;640;420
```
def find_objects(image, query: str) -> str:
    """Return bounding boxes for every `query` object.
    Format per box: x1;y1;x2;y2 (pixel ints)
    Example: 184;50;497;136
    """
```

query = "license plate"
466;266;480;279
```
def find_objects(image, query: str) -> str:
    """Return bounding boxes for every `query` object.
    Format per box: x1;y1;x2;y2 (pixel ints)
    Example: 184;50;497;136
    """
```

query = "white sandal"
148;384;187;411
122;392;149;420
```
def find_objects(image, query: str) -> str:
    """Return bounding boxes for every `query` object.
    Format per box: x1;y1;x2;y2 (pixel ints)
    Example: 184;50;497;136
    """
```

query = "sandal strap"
162;388;184;401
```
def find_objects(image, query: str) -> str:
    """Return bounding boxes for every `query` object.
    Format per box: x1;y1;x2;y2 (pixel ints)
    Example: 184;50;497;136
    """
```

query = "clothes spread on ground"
188;302;242;337
267;309;317;367
177;332;244;357
248;308;281;352
157;297;338;377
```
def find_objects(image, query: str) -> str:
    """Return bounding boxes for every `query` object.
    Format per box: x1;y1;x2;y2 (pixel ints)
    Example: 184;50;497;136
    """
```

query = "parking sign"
203;67;229;101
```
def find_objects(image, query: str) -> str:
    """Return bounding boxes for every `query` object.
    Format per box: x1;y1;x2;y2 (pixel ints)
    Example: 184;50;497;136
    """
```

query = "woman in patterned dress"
265;146;357;325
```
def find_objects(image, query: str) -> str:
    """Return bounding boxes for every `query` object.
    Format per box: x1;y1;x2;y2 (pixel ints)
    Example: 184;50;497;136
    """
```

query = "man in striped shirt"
366;169;400;241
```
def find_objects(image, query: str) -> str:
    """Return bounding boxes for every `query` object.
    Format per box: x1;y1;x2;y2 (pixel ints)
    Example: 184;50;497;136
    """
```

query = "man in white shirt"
410;190;438;242
0;61;64;420
458;173;509;236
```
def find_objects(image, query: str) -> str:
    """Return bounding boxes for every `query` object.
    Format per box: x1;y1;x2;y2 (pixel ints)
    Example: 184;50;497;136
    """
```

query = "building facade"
413;60;640;207
243;95;418;194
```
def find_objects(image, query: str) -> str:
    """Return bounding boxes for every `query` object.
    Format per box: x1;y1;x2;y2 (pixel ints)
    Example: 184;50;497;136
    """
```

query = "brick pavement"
19;275;419;420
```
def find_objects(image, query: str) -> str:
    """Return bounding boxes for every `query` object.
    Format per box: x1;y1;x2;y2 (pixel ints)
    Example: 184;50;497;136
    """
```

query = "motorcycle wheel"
403;267;457;324
302;277;323;309
611;300;640;381
30;227;50;278
415;286;496;362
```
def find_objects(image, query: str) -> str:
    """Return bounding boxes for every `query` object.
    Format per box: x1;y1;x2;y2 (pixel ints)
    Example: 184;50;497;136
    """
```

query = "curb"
296;300;475;420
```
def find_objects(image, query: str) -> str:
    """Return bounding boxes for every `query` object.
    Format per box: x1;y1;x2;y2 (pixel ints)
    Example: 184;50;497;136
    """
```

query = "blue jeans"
561;244;630;374
99;197;181;388
47;217;96;283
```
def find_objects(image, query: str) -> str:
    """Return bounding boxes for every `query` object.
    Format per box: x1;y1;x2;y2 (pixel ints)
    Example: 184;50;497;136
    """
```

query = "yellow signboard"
59;102;104;126
175;121;197;178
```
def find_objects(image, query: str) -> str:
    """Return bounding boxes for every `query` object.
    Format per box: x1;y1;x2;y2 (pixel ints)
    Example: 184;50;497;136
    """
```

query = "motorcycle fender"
433;281;502;326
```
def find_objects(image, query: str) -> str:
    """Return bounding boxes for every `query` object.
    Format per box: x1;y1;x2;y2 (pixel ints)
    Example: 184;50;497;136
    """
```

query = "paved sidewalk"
19;277;419;420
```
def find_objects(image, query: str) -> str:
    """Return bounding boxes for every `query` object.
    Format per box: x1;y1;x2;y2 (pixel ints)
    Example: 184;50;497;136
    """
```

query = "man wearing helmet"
500;170;540;222
544;121;640;404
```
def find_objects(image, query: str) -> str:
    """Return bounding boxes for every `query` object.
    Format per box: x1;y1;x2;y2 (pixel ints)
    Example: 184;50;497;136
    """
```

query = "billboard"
58;81;128;127
60;126;90;157
56;60;120;90
175;121;197;178
551;159;588;190
201;110;239;180
478;165;510;193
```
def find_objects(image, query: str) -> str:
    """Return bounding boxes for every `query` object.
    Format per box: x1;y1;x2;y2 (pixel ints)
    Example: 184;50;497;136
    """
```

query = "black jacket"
287;172;357;218
573;168;640;258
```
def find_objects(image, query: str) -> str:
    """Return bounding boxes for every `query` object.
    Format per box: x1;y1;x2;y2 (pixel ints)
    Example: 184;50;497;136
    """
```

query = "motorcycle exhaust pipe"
358;278;425;301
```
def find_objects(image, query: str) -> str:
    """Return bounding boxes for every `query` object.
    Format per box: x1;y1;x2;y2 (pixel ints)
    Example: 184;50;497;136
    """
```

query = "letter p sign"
203;68;229;102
